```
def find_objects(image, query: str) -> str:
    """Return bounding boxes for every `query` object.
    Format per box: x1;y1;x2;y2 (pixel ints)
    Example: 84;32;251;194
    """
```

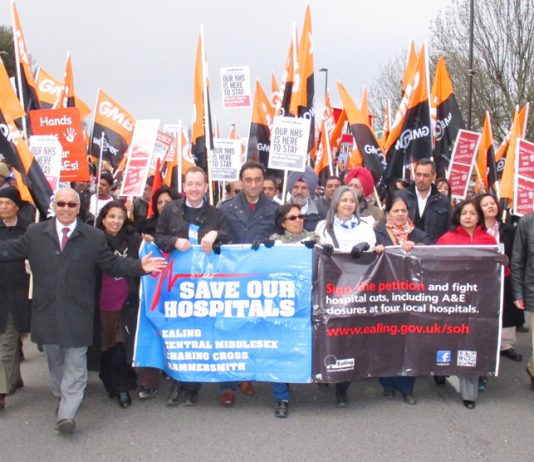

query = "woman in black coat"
95;200;142;409
476;193;523;361
374;196;431;405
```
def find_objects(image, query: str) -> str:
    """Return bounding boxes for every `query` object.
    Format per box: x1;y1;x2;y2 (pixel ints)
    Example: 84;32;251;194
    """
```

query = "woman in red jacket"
436;199;497;409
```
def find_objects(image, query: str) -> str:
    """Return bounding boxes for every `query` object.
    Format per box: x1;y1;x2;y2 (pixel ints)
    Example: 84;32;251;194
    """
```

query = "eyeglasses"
285;214;305;221
55;201;79;208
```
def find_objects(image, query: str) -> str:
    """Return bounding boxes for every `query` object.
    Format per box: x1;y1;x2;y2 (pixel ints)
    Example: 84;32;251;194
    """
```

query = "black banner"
312;246;502;382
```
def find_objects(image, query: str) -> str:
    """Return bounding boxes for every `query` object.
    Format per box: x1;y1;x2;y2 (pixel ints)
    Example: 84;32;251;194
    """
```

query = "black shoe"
463;400;476;409
117;391;131;408
500;348;523;361
335;389;348;408
433;376;446;386
403;393;417;405
55;418;76;434
183;391;199;406
517;325;529;333
383;390;395;399
167;382;182;406
138;387;158;400
274;400;289;418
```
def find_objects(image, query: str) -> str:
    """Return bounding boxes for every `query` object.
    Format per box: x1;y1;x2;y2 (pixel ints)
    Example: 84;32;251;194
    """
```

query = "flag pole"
11;0;28;140
200;25;214;205
177;120;183;193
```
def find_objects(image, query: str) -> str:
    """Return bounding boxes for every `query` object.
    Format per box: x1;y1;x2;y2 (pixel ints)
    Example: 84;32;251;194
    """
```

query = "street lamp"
319;67;328;100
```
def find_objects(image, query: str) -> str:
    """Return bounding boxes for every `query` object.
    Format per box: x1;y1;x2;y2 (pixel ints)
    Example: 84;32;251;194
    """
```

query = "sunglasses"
55;201;79;208
285;214;305;221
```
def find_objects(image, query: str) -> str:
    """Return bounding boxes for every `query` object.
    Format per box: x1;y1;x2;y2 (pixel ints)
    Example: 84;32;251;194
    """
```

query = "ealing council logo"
436;350;452;366
324;355;355;372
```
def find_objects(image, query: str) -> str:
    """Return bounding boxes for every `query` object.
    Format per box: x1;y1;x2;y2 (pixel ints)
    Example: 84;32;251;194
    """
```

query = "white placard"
29;135;63;192
211;138;242;181
220;66;251;109
268;116;311;172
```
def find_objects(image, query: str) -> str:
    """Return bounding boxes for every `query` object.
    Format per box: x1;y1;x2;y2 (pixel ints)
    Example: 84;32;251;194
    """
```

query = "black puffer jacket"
155;199;232;252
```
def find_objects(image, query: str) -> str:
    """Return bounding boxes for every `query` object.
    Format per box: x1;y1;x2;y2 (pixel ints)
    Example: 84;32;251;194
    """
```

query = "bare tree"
370;0;534;142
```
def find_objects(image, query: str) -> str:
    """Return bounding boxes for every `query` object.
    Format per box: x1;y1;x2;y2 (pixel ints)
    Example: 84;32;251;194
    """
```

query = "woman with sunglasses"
436;199;497;409
95;200;142;409
374;196;431;405
270;203;318;244
266;204;318;418
315;186;382;407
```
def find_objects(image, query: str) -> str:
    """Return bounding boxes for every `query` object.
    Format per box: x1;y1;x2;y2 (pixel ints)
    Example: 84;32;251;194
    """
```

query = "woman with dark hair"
267;204;317;418
476;193;523;362
137;185;181;238
436;199;497;409
96;200;142;408
135;185;180;399
316;186;382;407
270;203;318;244
374;196;431;405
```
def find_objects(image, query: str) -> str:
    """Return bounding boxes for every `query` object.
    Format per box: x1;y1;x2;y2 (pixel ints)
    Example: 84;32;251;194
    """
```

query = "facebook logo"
436;350;452;365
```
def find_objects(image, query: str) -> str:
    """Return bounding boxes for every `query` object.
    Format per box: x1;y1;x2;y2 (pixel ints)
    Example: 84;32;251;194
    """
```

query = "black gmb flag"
431;57;465;177
0;108;53;216
383;44;432;185
337;81;385;181
247;80;274;169
312;246;502;382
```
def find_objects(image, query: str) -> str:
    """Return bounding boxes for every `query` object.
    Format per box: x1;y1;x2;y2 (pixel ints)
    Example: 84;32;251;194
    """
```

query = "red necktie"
61;227;69;251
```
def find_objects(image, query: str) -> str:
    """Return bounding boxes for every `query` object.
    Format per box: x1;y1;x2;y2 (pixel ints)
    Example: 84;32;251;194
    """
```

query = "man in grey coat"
0;188;166;434
511;211;534;389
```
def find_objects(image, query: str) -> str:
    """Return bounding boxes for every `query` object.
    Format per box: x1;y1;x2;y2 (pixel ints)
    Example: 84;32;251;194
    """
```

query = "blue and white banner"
134;243;313;383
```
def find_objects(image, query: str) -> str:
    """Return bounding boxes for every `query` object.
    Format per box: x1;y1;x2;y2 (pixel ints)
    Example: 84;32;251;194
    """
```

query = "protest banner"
29;135;62;192
134;243;313;383
211;138;242;181
221;66;251;109
120;119;159;197
513;138;534;216
447;129;481;200
312;246;503;382
29;107;90;181
268;116;311;172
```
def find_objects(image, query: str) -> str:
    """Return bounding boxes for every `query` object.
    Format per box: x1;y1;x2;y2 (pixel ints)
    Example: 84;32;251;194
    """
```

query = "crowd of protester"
0;157;533;434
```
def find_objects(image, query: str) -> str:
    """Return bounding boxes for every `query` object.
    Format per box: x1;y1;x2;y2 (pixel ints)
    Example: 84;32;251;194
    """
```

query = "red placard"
447;129;481;200
29;108;90;181
514;139;534;216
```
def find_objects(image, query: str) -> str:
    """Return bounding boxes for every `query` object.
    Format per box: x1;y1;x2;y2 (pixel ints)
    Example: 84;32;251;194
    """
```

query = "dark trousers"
99;343;136;396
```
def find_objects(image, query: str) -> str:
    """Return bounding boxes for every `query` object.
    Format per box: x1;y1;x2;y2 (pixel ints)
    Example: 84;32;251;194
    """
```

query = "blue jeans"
379;376;415;395
272;382;289;401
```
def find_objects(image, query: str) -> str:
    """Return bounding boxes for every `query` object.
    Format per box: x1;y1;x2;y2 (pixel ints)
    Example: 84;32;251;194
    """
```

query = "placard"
268;116;311;172
447;129;481;200
221;66;251;109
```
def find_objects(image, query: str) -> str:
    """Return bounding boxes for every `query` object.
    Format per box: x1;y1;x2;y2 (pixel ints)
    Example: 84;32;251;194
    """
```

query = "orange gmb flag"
0;57;25;120
11;1;40;112
314;119;333;180
163;127;195;188
271;72;282;110
90;88;135;171
495;104;529;162
500;103;529;201
247;80;274;168
0;105;53;215
35;67;62;108
431;56;465;176
290;5;315;154
475;111;497;195
337;81;385;180
191;34;212;170
277;28;298;117
55;53;91;121
401;40;418;93
384;42;432;184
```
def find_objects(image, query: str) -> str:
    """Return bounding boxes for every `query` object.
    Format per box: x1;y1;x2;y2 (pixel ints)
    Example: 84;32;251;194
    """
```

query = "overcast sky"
1;0;450;135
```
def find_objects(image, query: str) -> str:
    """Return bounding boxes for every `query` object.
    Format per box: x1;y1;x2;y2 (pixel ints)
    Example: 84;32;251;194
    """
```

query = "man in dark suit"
0;187;166;434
